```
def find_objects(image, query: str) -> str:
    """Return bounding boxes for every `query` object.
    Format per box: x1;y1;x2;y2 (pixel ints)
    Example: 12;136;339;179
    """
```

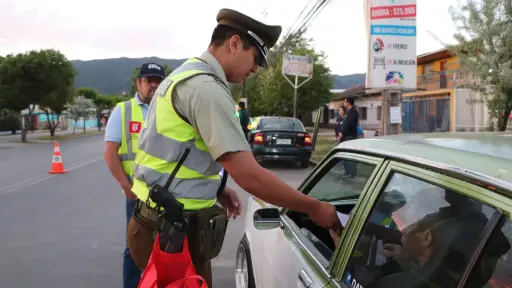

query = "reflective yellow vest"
132;57;223;210
118;97;144;177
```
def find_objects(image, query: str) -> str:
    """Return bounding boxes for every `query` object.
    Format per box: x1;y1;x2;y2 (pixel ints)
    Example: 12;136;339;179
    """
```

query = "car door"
328;160;512;288
254;152;386;288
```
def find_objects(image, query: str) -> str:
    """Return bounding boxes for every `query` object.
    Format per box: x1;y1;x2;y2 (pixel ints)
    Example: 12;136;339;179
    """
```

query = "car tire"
235;235;256;288
299;156;310;168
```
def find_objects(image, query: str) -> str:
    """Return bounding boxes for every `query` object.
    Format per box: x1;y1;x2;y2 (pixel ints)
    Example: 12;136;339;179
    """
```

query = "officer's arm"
176;80;320;215
103;107;131;189
219;151;319;214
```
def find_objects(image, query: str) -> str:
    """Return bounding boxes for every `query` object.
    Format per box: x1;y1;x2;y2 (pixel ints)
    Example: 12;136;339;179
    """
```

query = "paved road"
0;134;313;288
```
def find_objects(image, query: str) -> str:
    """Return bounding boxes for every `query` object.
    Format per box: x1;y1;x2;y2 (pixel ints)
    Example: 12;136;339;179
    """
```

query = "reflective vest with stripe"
118;97;144;177
132;57;224;210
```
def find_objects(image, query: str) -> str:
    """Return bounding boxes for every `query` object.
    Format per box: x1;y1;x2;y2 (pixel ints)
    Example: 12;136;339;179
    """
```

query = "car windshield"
260;118;304;131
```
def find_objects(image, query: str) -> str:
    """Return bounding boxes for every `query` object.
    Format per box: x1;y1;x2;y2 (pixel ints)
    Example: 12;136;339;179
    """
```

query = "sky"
0;0;459;76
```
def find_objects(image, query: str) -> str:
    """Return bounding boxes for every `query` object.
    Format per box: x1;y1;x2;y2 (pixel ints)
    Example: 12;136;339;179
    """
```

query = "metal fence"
401;97;451;133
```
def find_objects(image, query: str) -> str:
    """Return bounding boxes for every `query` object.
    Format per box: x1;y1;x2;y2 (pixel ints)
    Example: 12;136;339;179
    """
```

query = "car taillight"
304;133;312;145
254;132;264;144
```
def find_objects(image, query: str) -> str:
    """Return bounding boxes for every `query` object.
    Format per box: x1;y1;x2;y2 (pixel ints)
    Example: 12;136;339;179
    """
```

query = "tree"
129;64;173;96
244;34;333;118
443;0;512;131
69;96;95;134
0;51;46;142
37;50;77;136
76;87;113;131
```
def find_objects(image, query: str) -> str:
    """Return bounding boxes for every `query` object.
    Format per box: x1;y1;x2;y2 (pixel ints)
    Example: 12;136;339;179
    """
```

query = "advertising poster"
365;0;417;90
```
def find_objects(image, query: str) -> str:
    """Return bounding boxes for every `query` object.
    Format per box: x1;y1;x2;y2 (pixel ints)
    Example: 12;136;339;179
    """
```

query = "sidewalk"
0;128;103;147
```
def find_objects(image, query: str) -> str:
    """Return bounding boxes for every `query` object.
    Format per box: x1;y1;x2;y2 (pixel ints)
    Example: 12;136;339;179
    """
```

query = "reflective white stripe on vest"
133;164;221;200
136;60;223;176
119;99;136;161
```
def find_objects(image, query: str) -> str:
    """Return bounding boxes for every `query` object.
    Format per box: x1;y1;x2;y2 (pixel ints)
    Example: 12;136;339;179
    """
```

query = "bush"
0;115;21;134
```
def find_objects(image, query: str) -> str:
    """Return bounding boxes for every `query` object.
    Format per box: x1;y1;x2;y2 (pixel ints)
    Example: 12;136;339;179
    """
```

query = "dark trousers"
124;197;141;288
341;136;358;178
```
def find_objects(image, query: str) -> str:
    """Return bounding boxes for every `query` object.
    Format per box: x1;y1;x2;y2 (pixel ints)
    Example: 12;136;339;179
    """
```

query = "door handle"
299;269;313;287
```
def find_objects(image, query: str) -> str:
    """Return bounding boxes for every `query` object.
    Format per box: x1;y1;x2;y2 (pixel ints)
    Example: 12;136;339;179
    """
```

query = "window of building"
359;107;368;120
377;106;382;121
342;172;497;288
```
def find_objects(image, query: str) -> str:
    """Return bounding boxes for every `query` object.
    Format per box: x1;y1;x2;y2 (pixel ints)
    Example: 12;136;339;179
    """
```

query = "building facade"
329;48;495;133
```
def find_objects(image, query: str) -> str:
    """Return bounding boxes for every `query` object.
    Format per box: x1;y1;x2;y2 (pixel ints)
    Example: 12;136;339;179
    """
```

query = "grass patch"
36;131;104;141
312;135;337;162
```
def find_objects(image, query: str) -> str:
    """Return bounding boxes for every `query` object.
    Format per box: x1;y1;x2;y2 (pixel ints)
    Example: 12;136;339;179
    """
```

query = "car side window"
342;172;498;288
287;157;378;266
465;217;512;288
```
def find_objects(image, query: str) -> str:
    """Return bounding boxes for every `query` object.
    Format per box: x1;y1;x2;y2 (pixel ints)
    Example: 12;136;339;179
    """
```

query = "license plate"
276;138;291;145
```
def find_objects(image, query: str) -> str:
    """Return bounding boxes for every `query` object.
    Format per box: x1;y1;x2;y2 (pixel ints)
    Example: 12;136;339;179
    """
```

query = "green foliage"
0;115;20;134
243;35;333;117
446;0;512;131
129;64;173;96
0;49;76;140
36;50;77;136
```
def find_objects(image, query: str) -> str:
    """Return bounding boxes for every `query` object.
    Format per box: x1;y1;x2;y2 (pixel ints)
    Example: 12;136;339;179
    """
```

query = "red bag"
138;234;208;288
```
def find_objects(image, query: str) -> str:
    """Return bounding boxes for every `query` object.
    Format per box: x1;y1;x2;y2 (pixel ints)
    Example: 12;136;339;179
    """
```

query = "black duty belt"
133;199;159;230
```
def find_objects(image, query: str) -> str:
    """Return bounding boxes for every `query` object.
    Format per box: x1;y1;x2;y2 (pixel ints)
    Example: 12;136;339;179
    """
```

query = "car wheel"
235;236;255;288
299;156;310;168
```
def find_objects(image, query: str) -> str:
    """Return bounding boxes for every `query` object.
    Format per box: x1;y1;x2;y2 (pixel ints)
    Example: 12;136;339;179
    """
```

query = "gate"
401;97;450;133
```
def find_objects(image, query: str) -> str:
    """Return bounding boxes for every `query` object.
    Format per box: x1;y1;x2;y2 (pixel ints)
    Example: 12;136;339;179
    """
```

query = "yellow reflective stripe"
119;98;144;176
118;101;128;155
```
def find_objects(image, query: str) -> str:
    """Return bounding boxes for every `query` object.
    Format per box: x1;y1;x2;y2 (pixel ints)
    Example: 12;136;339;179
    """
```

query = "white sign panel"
282;54;314;78
366;0;417;90
390;106;402;123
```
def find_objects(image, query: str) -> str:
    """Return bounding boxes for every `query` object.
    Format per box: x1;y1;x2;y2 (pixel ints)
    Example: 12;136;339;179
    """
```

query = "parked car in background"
248;116;312;168
235;132;512;288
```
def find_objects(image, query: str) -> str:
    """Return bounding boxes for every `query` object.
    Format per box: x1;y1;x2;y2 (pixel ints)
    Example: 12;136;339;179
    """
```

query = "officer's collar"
134;93;147;106
199;51;229;87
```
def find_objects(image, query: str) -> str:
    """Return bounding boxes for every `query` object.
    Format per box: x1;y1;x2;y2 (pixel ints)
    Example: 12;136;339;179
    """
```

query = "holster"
185;204;229;260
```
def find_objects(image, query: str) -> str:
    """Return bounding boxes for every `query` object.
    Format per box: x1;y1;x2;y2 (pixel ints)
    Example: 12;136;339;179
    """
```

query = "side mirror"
253;208;281;230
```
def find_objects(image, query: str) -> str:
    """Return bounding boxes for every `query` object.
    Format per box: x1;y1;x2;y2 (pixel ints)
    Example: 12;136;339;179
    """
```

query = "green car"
235;132;512;288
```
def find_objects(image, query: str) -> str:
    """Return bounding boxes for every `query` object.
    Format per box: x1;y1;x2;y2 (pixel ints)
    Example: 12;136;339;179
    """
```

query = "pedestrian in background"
335;106;346;144
238;101;250;141
103;62;165;288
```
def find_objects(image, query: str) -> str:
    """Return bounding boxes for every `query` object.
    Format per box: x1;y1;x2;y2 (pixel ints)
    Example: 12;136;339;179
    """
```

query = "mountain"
71;57;366;95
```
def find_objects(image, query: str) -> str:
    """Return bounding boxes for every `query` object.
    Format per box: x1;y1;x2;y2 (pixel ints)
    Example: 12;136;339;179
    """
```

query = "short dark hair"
210;25;254;50
345;97;355;106
238;101;246;109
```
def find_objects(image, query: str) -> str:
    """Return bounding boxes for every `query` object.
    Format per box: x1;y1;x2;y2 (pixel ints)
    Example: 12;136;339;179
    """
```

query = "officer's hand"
121;183;137;200
218;186;242;219
308;201;342;232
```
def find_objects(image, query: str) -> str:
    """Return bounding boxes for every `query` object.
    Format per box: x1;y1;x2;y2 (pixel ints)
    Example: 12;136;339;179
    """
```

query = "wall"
37;113;69;130
454;88;489;131
354;97;382;130
417;56;467;91
69;116;98;130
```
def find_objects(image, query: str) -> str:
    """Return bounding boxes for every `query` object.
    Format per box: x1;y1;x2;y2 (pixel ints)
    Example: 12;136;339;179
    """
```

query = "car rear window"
260;118;304;131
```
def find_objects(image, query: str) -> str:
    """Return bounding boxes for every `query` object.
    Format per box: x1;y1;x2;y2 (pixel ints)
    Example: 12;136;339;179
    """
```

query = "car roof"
334;132;512;193
258;116;301;121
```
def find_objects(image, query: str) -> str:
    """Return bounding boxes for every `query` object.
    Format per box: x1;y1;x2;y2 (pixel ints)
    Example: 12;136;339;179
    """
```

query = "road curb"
309;159;319;167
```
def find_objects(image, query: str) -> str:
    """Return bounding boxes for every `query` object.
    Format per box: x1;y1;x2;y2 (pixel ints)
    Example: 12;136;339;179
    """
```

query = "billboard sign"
365;0;417;89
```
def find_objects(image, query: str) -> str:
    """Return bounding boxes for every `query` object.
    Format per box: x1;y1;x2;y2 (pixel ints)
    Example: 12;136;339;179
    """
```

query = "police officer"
104;62;165;288
127;8;342;286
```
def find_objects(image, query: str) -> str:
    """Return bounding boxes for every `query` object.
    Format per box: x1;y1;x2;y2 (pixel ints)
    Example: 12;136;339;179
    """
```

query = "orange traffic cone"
49;141;67;174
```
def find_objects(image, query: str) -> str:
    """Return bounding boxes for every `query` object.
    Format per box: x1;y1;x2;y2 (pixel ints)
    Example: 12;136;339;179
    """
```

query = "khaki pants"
127;216;213;287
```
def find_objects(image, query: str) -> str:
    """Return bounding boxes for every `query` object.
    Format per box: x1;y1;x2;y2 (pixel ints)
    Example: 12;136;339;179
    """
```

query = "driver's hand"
382;244;402;261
